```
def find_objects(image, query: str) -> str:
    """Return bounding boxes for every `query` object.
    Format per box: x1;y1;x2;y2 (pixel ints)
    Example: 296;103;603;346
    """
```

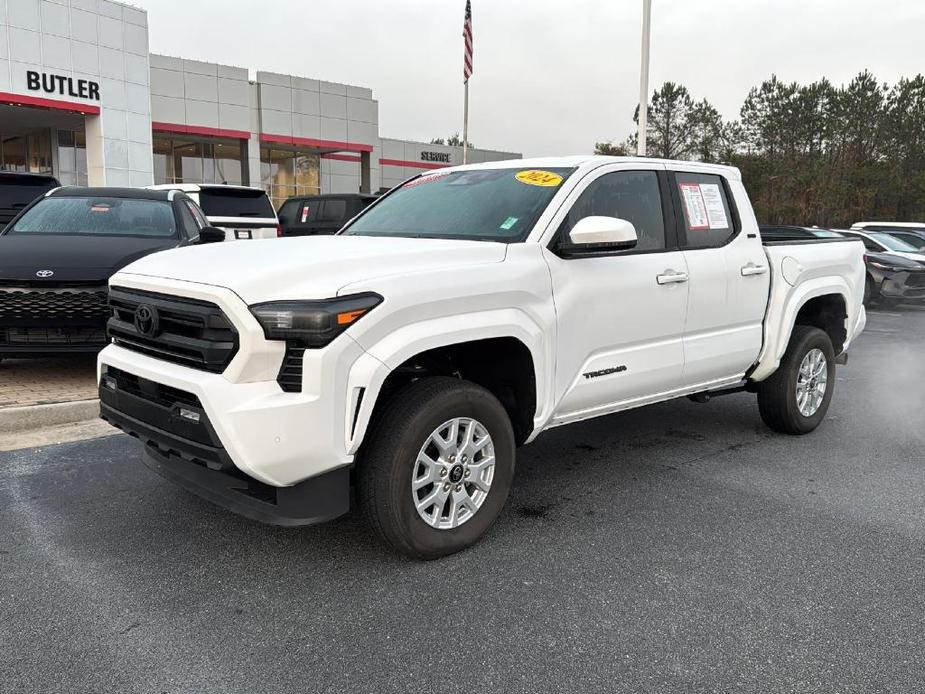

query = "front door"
544;165;690;424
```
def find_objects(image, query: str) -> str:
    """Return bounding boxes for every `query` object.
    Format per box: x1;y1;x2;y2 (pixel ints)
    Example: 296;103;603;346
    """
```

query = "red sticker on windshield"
404;172;450;189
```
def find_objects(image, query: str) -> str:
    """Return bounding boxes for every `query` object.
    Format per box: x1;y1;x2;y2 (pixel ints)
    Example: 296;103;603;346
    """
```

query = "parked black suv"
0;187;222;358
0;172;60;228
278;193;377;236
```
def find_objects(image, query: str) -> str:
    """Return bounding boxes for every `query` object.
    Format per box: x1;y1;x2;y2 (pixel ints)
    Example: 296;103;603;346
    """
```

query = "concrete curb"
0;399;100;435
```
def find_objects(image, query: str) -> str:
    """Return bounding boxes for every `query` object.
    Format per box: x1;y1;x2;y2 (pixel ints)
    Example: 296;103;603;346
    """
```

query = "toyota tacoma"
98;157;866;558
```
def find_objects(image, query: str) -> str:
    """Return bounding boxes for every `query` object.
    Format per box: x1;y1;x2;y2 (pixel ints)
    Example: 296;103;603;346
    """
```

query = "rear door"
197;187;278;240
670;168;770;388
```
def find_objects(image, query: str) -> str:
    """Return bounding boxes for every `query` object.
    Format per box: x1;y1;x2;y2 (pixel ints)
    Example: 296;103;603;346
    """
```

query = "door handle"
741;263;768;277
656;270;689;285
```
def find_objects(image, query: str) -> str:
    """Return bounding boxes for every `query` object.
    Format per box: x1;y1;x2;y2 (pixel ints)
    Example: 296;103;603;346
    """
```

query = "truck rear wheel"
756;326;835;435
357;377;516;560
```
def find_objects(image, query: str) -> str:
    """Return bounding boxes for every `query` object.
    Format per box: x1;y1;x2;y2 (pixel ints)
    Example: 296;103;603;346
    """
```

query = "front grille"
906;273;925;288
0;327;106;346
0;285;108;322
277;342;305;392
107;287;238;374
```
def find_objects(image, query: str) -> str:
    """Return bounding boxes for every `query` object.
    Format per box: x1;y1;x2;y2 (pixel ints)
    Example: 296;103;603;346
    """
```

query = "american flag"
463;0;473;82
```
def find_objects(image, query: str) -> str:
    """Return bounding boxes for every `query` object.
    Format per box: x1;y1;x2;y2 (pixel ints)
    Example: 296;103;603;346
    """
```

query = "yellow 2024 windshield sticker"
515;170;563;187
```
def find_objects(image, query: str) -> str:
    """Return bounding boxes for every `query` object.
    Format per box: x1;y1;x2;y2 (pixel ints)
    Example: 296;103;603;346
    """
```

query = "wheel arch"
750;277;854;383
344;312;551;454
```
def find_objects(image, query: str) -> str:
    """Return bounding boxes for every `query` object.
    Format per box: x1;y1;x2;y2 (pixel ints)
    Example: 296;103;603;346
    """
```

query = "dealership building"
0;0;519;207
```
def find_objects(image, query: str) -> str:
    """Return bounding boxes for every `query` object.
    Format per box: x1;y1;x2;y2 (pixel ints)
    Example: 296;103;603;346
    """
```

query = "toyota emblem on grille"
134;304;160;337
35;270;54;278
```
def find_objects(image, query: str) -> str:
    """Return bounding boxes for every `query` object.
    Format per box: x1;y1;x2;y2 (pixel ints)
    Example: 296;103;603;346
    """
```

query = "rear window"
198;188;275;218
319;199;347;222
0;174;59;208
9;197;177;237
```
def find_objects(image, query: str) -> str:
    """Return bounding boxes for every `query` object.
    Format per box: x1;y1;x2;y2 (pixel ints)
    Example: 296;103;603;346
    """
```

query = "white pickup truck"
98;156;866;558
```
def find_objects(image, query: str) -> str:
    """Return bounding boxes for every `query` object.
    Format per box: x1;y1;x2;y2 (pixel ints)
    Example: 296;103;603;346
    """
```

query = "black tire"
757;326;835;435
864;275;876;306
357;376;516;560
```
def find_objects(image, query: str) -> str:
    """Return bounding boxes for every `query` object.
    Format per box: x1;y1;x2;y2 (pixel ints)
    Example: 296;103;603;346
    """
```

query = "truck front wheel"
756;326;835;435
357;377;516;559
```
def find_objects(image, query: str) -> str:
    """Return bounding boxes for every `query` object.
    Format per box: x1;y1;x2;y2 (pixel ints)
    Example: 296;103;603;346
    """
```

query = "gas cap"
781;256;803;286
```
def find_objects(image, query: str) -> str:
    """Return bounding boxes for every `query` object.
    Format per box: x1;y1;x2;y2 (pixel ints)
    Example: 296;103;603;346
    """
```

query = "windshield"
868;232;919;252
342;167;574;242
9;197;177;237
887;233;925;249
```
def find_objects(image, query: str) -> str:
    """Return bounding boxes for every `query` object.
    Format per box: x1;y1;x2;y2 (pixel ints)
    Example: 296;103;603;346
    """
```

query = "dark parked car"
0;187;222;359
277;193;377;236
862;250;925;305
0;172;60;227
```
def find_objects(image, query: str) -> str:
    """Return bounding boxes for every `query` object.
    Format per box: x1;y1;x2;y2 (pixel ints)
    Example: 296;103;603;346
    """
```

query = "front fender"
343;308;552;454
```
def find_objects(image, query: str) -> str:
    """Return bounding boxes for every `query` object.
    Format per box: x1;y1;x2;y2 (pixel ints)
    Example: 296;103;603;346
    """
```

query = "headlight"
868;260;908;271
250;293;382;347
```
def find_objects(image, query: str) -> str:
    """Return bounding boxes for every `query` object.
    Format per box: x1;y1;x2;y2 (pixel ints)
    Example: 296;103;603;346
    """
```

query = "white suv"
148;184;279;241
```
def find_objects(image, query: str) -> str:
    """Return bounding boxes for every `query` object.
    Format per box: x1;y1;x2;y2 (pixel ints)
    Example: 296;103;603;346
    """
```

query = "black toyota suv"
0;187;223;359
277;193;377;236
0;172;60;228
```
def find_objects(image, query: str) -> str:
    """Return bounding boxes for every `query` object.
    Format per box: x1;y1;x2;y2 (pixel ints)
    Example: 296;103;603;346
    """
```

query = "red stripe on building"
379;158;450;170
321;153;362;163
152;122;251;140
0;91;100;115
260;133;374;153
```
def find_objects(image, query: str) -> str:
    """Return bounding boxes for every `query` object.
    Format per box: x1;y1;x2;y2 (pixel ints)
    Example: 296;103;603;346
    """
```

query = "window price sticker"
679;183;710;230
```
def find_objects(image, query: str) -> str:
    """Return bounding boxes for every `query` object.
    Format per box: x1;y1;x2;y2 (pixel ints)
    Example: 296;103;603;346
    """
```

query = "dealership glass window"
57;130;87;186
0;131;56;176
260;147;320;209
153;136;245;186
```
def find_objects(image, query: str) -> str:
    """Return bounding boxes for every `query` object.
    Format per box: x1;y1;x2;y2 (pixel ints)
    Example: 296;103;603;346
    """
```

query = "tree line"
595;72;925;227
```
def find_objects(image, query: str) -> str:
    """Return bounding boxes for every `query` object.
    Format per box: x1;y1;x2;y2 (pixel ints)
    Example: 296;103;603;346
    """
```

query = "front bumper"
99;363;350;526
879;273;925;300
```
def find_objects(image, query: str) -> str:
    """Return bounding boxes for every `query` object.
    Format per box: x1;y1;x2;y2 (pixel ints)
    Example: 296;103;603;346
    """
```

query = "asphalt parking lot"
2;306;924;693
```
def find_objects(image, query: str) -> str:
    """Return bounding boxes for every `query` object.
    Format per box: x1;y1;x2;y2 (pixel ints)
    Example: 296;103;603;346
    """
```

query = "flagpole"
463;80;469;164
637;0;652;156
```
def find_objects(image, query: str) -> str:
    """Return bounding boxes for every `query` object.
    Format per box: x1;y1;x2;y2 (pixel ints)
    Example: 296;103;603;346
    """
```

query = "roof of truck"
447;155;742;180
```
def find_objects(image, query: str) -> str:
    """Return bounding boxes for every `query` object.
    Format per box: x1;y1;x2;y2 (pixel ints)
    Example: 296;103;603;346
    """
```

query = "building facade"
0;0;519;208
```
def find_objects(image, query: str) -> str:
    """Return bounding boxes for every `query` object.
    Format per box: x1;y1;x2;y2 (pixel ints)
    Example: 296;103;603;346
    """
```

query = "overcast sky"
131;0;925;157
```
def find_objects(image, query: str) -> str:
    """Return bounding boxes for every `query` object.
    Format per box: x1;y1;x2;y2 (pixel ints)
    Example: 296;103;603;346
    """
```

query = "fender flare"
750;276;850;382
342;308;551;454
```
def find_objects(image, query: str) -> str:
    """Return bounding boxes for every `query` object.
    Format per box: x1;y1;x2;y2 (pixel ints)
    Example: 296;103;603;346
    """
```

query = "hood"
867;250;925;269
884;250;925;264
115;235;508;303
0;233;178;283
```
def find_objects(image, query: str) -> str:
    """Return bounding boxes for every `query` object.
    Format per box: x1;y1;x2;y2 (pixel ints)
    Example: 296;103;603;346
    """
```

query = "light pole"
637;0;652;156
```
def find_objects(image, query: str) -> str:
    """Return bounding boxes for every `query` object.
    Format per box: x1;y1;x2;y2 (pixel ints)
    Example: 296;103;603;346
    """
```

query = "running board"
687;383;749;404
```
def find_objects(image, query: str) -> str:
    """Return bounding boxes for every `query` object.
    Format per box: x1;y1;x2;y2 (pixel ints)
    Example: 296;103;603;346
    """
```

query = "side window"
177;201;201;239
183;200;208;230
558;170;666;252
861;237;881;252
675;172;736;249
319;199;346;223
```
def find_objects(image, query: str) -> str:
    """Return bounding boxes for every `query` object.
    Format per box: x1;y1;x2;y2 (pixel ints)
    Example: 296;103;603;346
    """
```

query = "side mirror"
198;226;226;244
559;216;638;257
